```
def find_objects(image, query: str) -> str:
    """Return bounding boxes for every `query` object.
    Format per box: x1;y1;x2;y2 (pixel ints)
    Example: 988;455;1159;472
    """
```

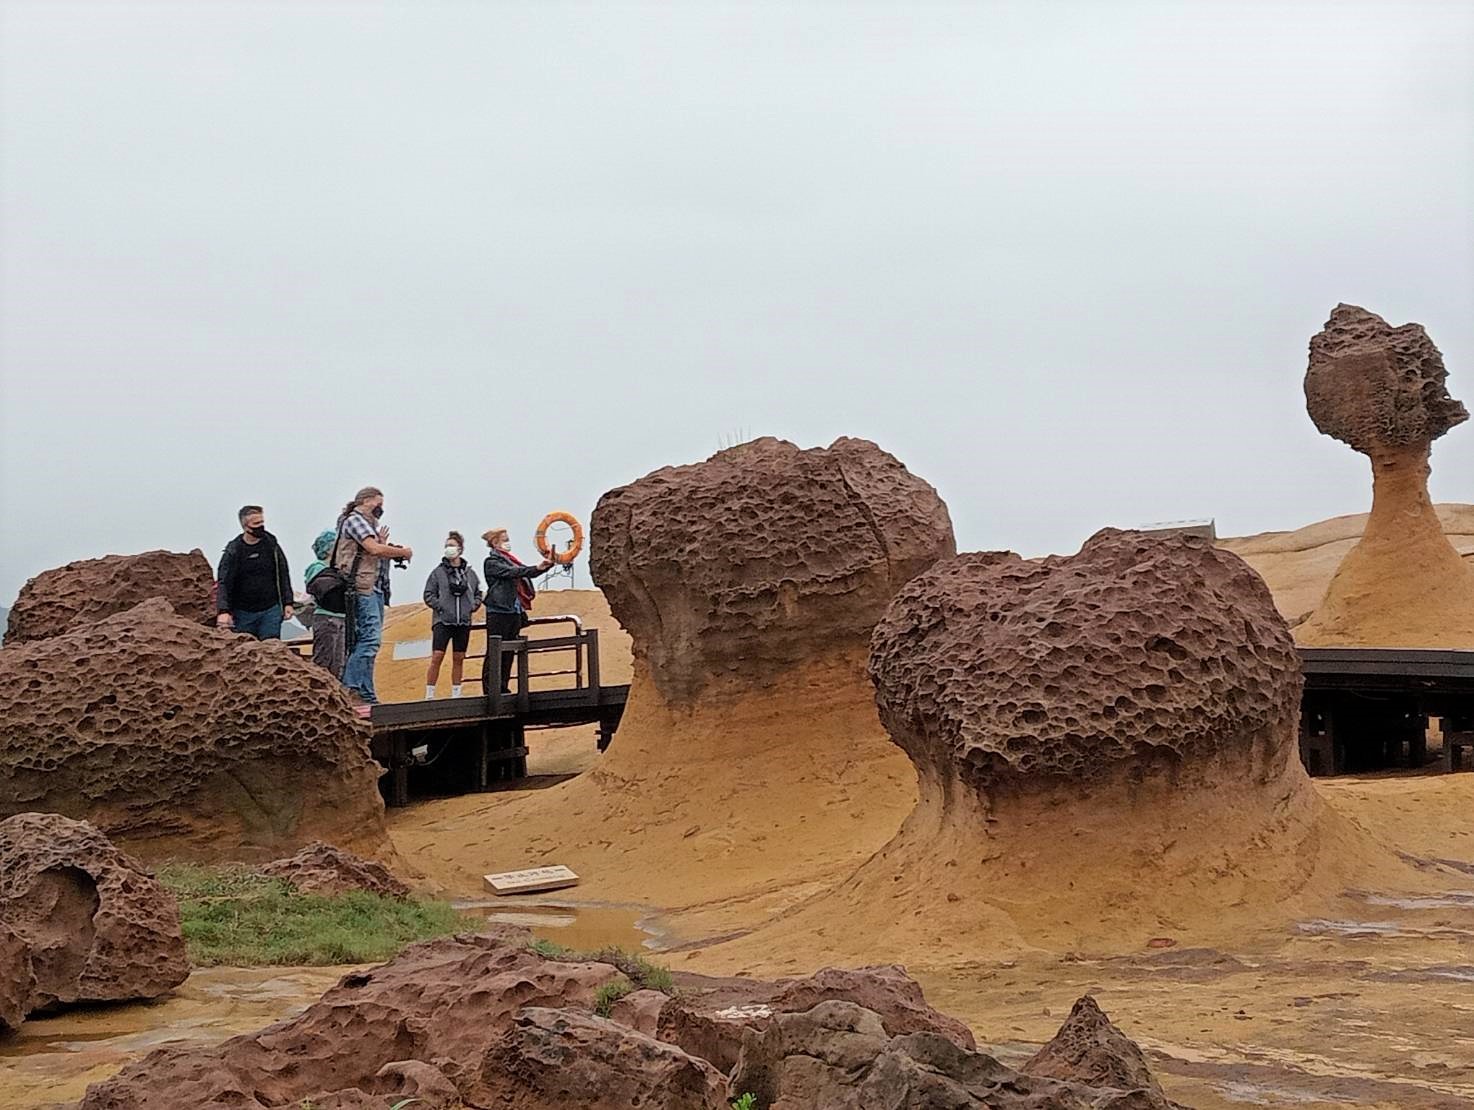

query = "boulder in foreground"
0;812;188;1028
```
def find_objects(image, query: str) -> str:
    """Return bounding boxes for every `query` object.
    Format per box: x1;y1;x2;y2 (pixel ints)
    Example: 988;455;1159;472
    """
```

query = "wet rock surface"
0;813;187;1028
0;599;391;863
76;933;1181;1109
869;529;1301;790
590;436;954;700
257;841;410;898
3;550;213;645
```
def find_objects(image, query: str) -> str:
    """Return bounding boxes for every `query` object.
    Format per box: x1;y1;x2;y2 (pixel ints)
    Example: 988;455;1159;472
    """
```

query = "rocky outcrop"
0;600;392;863
0;813;188;1028
656;963;975;1073
472;1007;729;1109
731;999;1180;1109
411;439;952;928
3;549;213;645
257;842;410;898
1297;304;1474;646
591;435;954;701
80;931;1180;1110
869;530;1303;789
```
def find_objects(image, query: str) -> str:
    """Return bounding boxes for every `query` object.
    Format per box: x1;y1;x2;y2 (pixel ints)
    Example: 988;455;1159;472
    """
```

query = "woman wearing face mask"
422;531;483;699
481;527;554;693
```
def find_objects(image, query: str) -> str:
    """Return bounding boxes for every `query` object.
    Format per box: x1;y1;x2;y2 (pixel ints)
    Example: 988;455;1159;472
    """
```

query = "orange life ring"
535;511;584;565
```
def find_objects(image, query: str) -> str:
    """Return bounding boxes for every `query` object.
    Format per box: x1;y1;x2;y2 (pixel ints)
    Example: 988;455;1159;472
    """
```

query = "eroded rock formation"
4;549;213;645
0;600;392;863
257;842;410;898
591;435;954;701
1297;304;1474;646
398;438;953;926
0;813;188;1028
79;931;1179;1110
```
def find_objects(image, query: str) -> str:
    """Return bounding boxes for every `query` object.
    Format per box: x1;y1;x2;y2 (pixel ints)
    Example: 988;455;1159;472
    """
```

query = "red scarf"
498;548;538;612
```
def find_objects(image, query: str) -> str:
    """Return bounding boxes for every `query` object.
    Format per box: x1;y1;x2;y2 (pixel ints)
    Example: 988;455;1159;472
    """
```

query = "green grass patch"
159;863;472;967
527;939;676;996
594;978;633;1017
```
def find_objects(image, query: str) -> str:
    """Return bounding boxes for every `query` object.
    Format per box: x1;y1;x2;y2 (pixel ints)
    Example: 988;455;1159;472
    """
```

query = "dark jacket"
482;550;542;615
217;531;292;614
423;560;483;627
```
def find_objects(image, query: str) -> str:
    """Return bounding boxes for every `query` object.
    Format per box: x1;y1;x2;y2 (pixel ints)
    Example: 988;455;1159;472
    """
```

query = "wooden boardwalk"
1298;646;1474;776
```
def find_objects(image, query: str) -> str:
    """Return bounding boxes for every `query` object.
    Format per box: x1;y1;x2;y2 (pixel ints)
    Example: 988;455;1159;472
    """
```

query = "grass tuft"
593;978;633;1017
159;863;471;967
525;938;676;996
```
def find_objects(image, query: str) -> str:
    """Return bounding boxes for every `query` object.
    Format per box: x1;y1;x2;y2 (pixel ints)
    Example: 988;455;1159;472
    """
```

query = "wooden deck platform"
1298;646;1474;776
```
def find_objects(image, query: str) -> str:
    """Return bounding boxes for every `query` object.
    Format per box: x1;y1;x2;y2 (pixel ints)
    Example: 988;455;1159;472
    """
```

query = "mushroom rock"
0;812;189;1024
0;599;394;865
698;530;1408;967
394;437;954;931
4;549;214;645
1297;304;1474;646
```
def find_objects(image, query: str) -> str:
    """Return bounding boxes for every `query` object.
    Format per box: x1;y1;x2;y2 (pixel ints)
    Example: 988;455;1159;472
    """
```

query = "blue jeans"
342;589;384;703
232;605;283;640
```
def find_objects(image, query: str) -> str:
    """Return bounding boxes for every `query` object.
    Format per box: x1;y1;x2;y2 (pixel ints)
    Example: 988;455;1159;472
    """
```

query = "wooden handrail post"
487;636;503;714
587;628;601;705
516;639;531;713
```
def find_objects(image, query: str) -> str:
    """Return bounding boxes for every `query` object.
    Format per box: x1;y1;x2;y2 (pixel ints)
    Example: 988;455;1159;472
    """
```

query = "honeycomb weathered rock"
4;549;214;645
258;842;410;898
1305;303;1467;453
0;812;189;1021
590;436;954;701
0;599;391;862
869;529;1301;789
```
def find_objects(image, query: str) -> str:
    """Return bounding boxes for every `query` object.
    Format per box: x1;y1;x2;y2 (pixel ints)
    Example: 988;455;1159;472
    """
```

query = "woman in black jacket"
422;531;483;699
481;527;553;693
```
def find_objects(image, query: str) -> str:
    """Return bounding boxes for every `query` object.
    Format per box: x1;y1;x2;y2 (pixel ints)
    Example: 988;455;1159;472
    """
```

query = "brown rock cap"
258;842;410;899
591;436;954;700
4;549;213;645
0;599;389;862
0;812;188;1021
1305;303;1468;455
869;529;1301;789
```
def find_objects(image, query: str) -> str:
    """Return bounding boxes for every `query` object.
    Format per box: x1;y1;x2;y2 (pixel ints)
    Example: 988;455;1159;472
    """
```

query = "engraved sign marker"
484;865;580;896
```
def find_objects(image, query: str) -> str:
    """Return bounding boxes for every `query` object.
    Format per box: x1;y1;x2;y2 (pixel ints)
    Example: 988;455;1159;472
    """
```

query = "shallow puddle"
451;897;662;951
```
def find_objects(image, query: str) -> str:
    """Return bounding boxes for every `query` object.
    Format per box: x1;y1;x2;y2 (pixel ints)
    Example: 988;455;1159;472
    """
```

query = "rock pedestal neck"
1297;304;1474;646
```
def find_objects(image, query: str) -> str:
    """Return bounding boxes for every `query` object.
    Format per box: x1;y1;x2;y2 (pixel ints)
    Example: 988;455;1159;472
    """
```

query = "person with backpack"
481;527;553;693
216;505;294;640
422;531;483;699
303;530;347;675
334;486;413;706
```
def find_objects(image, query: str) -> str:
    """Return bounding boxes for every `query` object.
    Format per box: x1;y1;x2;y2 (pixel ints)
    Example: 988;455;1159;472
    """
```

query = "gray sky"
2;1;1471;607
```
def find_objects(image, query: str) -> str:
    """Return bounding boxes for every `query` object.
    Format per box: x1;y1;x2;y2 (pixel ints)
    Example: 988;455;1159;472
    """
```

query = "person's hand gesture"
283;605;295;622
378;526;390;542
537;559;555;572
400;546;414;562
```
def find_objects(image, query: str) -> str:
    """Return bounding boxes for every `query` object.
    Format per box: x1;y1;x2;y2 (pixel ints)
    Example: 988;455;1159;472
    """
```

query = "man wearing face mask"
216;505;295;639
335;486;413;707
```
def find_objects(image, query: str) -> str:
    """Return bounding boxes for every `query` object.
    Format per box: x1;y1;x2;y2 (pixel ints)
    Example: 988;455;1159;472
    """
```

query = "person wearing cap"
481;527;553;693
422;531;483;699
303;529;347;676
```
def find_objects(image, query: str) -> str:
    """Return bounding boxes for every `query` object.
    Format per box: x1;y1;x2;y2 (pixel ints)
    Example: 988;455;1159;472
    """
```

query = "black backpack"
306;524;360;613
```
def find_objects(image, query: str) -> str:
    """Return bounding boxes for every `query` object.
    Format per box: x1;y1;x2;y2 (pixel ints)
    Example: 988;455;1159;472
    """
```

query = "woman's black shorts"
432;624;471;653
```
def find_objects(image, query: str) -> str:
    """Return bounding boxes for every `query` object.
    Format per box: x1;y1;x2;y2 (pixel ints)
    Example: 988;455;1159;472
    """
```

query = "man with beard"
216;505;295;639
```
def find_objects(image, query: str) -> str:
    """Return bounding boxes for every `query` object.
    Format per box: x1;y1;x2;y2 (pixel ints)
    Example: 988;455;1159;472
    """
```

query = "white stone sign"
483;865;580;895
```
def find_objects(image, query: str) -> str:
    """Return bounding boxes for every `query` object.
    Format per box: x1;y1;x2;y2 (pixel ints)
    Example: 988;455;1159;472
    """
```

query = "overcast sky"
2;1;1471;607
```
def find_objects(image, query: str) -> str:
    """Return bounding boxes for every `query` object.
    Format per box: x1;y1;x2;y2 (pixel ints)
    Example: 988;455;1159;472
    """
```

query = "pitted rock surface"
257;842;410;898
869;529;1300;788
0;813;187;1019
0;599;389;862
0;923;33;1031
78;934;628;1109
472;1007;729;1109
4;550;213;645
657;963;976;1073
1022;995;1169;1098
731;998;1180;1109
1305;304;1467;454
591;436;954;700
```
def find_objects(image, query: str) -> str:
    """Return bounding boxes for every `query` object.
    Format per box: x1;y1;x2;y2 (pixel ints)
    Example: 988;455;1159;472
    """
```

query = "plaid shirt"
340;511;392;595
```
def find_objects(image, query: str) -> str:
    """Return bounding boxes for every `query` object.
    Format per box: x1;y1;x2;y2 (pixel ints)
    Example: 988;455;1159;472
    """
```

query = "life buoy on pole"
535;511;584;565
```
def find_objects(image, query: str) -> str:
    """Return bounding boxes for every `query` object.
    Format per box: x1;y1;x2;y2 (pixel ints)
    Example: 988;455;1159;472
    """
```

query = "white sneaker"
451;685;463;698
424;686;436;700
